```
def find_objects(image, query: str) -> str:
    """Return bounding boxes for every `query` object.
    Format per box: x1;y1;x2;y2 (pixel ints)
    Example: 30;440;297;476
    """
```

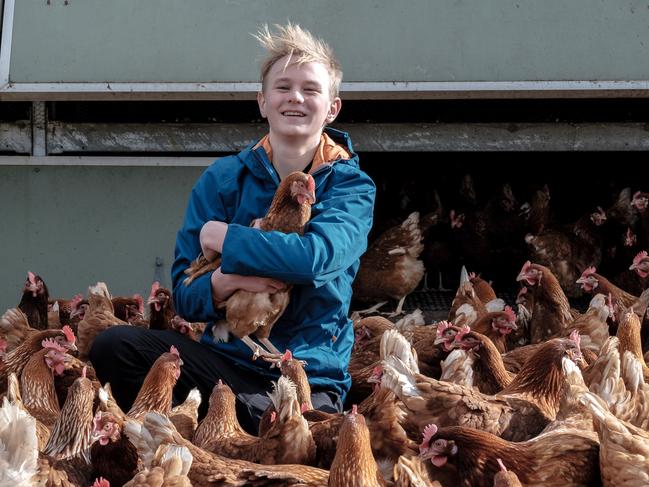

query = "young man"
91;23;375;432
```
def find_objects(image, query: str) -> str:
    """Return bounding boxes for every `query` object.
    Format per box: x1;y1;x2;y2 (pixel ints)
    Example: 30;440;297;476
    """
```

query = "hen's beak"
91;431;103;444
147;295;166;307
433;336;447;345
502;321;518;331
296;188;316;205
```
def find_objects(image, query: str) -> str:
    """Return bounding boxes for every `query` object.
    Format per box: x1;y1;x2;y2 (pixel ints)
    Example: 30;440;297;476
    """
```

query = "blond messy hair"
254;23;343;98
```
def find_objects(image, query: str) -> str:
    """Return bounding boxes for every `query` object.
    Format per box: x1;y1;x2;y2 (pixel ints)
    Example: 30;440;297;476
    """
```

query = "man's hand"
210;267;287;305
200;221;228;260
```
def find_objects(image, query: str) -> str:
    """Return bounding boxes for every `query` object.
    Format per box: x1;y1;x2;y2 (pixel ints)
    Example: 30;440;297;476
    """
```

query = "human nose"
288;88;304;103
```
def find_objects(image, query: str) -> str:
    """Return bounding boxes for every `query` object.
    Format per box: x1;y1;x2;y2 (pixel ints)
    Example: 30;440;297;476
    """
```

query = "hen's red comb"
519;260;532;275
41;338;66;353
351;404;358;415
420;423;438;448
27;271;36;284
436;320;451;336
456;325;471;340
307;174;315;192
62;325;76;344
634;250;648;266
169;345;180;357
569;329;581;348
580;266;596;279
503;306;516;322
149;281;160;298
92;477;110;487
370;365;383;381
133;294;144;314
92;410;104;432
281;350;293;363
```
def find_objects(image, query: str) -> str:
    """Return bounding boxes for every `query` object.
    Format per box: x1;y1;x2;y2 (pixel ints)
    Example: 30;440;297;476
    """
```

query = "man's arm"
172;167;288;321
219;168;376;288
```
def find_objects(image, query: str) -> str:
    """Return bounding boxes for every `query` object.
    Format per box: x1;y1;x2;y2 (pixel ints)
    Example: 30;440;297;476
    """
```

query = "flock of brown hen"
1;181;649;486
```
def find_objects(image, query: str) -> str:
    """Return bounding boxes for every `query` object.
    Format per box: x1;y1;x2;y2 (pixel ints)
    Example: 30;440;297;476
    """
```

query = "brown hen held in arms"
183;171;316;362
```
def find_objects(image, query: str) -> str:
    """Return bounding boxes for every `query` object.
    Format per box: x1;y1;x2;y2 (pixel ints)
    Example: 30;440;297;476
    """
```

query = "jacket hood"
239;127;359;181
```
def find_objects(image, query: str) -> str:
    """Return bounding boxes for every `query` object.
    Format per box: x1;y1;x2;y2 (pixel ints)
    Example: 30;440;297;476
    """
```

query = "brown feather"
127;350;181;421
328;409;386;487
421;425;599;487
77;283;128;359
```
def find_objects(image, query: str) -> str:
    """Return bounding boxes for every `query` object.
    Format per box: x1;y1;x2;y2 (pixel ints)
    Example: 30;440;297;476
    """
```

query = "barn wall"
0;163;205;312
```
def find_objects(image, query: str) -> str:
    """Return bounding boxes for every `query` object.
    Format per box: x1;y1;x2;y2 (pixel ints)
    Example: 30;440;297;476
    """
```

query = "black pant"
89;326;342;434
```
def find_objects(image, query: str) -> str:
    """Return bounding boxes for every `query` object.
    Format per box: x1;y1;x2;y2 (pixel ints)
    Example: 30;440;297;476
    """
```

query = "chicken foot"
258;339;308;368
241;336;285;365
352;301;389;316
421;270;452;292
182;253;221;286
384;295;407;318
258;337;282;356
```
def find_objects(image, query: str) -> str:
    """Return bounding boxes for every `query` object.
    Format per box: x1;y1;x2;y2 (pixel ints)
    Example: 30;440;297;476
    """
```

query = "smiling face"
257;55;341;143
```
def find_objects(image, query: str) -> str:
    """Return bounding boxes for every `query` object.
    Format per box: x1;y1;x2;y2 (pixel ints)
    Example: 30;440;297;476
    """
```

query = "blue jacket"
171;128;376;400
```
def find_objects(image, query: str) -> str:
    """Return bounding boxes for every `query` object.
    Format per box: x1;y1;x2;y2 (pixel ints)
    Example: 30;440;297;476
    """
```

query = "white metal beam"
0;0;15;87
0;156;214;166
2;80;649;101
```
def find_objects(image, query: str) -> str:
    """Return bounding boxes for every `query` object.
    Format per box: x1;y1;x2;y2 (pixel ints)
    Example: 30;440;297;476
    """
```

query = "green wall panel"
7;0;649;84
0;164;205;314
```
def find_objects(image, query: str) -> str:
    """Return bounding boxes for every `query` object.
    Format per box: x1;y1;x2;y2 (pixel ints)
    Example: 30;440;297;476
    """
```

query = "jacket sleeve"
171;166;228;322
220;167;376;288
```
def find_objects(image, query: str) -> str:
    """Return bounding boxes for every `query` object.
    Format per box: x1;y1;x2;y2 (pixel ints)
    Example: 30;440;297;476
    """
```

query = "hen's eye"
433;439;445;447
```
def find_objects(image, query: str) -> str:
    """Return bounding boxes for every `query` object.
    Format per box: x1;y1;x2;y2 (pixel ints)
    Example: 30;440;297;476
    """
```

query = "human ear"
325;97;342;124
257;91;267;118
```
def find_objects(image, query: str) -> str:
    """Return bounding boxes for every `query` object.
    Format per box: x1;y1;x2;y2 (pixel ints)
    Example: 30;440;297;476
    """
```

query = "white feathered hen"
0;397;39;486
